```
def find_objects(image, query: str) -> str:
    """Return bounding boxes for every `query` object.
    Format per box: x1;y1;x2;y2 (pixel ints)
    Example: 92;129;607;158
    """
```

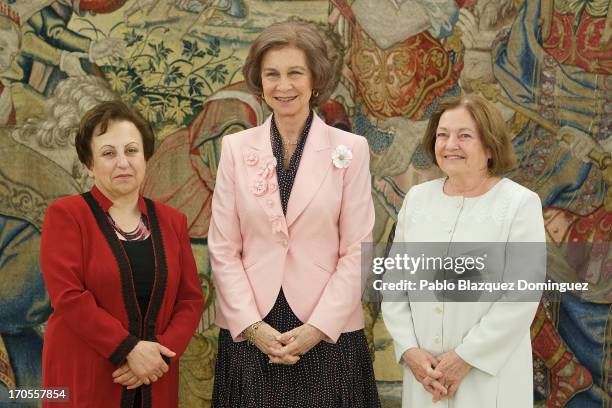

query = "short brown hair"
76;100;155;167
421;94;516;175
242;21;335;107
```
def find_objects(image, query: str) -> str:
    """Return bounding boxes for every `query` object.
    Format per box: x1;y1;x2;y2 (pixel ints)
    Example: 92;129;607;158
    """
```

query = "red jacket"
40;186;204;407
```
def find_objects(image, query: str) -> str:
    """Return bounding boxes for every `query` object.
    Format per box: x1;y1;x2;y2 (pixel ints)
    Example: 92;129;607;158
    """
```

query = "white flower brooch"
331;144;352;169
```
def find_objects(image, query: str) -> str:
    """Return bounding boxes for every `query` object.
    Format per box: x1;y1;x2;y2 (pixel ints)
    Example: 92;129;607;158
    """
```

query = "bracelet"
243;321;263;345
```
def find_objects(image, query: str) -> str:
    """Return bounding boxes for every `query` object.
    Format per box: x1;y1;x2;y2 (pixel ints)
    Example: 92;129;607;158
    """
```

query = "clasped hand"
248;322;325;365
112;341;176;389
402;348;472;403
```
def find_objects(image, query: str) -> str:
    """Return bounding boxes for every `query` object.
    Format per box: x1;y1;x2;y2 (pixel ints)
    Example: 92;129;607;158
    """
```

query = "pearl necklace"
271;110;313;165
280;136;299;158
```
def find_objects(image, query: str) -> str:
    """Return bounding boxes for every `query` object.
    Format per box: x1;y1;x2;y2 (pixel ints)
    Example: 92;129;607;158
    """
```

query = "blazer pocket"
313;259;336;275
242;257;260;272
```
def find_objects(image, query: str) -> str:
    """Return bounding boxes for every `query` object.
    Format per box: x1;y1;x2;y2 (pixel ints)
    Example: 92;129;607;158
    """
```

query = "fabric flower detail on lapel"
269;214;283;233
268;182;278;193
332;144;352;168
244;152;259;166
257;157;277;179
250;178;267;196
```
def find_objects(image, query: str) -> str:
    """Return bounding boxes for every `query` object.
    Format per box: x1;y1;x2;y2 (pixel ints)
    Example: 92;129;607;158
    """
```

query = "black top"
271;110;314;214
121;237;155;318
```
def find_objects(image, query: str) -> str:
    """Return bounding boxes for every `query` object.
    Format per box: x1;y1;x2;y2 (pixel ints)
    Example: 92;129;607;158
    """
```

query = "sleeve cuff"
455;344;496;376
230;318;262;342
306;320;340;344
394;342;418;365
108;334;139;366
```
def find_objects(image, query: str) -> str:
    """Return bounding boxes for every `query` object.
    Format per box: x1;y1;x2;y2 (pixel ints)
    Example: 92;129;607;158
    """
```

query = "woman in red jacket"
40;100;204;407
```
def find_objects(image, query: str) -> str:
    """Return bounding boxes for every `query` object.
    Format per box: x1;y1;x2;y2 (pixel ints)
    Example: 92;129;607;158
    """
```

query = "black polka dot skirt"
212;289;381;407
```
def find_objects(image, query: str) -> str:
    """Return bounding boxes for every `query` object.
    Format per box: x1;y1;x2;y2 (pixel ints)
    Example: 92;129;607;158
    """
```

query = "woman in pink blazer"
208;21;380;407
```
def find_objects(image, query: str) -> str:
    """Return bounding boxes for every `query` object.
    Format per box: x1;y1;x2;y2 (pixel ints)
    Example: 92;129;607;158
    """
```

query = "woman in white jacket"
382;94;545;408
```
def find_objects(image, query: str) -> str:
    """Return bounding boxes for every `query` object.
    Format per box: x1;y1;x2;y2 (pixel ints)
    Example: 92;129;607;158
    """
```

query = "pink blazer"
208;113;374;343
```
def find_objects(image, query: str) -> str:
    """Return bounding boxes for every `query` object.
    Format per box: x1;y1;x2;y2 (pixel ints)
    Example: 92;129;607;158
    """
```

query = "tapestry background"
0;0;609;406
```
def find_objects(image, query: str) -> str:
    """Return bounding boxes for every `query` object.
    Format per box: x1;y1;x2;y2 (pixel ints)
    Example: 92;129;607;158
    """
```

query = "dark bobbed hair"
75;100;155;167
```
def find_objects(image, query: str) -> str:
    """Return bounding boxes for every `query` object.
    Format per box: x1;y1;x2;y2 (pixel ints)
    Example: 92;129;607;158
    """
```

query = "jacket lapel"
242;116;288;237
286;114;331;227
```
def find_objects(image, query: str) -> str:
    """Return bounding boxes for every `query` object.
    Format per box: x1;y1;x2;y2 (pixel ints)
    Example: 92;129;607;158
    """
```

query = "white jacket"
382;178;545;408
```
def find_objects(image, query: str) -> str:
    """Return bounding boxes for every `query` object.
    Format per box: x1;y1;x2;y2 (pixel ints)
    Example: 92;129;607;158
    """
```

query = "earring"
312;89;319;97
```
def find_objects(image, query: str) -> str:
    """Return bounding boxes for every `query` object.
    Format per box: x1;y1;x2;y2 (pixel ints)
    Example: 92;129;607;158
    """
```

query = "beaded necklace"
106;213;150;241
